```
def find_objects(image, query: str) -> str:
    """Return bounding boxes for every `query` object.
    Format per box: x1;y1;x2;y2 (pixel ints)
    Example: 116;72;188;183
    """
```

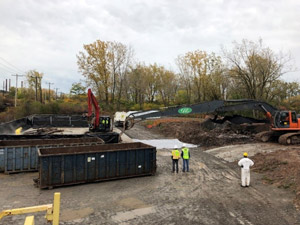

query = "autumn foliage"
1;38;299;123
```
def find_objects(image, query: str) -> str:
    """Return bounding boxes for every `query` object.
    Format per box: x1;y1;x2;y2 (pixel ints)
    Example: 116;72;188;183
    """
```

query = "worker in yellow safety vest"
171;145;180;173
181;143;190;172
102;118;109;125
101;118;109;129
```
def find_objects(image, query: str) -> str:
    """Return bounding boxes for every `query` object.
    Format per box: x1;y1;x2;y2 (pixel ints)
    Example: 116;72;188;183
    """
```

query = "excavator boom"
127;99;277;123
87;88;100;129
125;99;300;145
87;88;112;133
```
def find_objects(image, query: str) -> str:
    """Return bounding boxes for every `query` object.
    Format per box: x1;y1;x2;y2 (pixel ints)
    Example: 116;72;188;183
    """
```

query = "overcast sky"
0;0;299;93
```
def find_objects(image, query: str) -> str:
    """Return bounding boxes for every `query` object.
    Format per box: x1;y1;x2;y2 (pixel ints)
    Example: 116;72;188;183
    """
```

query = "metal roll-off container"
38;142;156;189
0;137;103;174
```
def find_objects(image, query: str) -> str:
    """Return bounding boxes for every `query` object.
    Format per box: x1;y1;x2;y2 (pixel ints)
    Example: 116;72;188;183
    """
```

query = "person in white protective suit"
238;152;254;187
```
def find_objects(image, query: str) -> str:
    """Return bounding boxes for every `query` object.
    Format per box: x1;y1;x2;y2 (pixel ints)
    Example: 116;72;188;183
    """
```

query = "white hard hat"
174;145;178;149
182;143;186;147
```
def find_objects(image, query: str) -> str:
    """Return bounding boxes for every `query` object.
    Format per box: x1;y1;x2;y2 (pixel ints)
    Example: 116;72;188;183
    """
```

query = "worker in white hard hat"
238;152;254;187
171;145;180;173
181;143;190;172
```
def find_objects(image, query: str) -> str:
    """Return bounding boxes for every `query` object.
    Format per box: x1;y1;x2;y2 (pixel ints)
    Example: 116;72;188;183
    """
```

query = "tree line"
76;38;300;111
1;38;300;123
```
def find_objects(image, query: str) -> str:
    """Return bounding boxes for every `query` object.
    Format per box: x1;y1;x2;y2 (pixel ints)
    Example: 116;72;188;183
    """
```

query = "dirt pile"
214;115;269;125
147;118;268;147
252;149;300;208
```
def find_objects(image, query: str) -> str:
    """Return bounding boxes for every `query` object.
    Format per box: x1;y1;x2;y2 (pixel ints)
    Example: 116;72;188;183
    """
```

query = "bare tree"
116;46;134;110
176;55;192;104
157;67;178;106
204;53;229;100
222;39;292;101
127;63;147;108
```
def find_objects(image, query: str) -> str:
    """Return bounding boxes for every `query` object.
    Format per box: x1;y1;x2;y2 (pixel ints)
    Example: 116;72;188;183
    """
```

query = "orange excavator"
86;90;300;144
124;99;300;145
257;105;300;144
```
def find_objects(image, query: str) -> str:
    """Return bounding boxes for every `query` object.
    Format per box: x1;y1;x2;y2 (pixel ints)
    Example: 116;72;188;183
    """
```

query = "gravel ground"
0;125;299;224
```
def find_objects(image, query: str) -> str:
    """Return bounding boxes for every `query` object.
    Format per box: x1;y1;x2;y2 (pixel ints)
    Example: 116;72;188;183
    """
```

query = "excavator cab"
99;116;111;132
279;111;290;128
274;111;299;129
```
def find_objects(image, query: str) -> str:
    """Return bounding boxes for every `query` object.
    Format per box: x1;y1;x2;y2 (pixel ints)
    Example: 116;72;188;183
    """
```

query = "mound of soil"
214;115;269;125
149;118;268;147
252;149;300;208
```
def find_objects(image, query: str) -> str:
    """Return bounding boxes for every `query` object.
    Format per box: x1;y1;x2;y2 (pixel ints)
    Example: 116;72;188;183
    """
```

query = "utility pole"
46;82;54;102
59;92;64;99
12;74;24;107
55;88;59;100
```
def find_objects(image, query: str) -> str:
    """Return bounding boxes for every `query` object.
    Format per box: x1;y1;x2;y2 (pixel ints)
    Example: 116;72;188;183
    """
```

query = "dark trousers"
172;159;179;173
183;159;189;172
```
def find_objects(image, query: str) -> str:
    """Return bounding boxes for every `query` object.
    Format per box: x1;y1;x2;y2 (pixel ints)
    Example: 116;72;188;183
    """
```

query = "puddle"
117;197;149;209
60;207;94;222
133;139;197;149
112;206;156;223
157;151;171;156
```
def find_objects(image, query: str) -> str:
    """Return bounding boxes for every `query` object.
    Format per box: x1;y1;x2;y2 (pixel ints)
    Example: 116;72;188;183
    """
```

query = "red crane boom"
87;88;100;130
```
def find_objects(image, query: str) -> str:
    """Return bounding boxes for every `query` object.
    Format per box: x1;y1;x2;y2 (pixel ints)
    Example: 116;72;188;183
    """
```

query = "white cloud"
0;0;299;92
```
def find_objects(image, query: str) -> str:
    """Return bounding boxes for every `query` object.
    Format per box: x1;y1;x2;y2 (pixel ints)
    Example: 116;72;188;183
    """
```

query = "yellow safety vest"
182;148;189;159
172;149;180;159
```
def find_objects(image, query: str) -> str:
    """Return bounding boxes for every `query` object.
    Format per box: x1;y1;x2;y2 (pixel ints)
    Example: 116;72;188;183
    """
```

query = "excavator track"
278;132;300;145
255;131;276;142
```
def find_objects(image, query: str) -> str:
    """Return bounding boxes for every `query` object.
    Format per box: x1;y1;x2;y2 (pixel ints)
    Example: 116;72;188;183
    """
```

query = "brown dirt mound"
252;149;300;208
146;118;267;147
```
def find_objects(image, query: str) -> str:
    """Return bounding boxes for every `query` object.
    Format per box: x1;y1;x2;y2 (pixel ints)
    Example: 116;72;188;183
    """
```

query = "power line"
0;56;24;74
0;63;19;74
0;61;23;74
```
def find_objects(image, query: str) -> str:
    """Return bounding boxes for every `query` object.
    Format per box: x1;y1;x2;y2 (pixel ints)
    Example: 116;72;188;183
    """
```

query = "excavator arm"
87;88;100;130
125;99;277;129
124;99;300;145
87;88;112;133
